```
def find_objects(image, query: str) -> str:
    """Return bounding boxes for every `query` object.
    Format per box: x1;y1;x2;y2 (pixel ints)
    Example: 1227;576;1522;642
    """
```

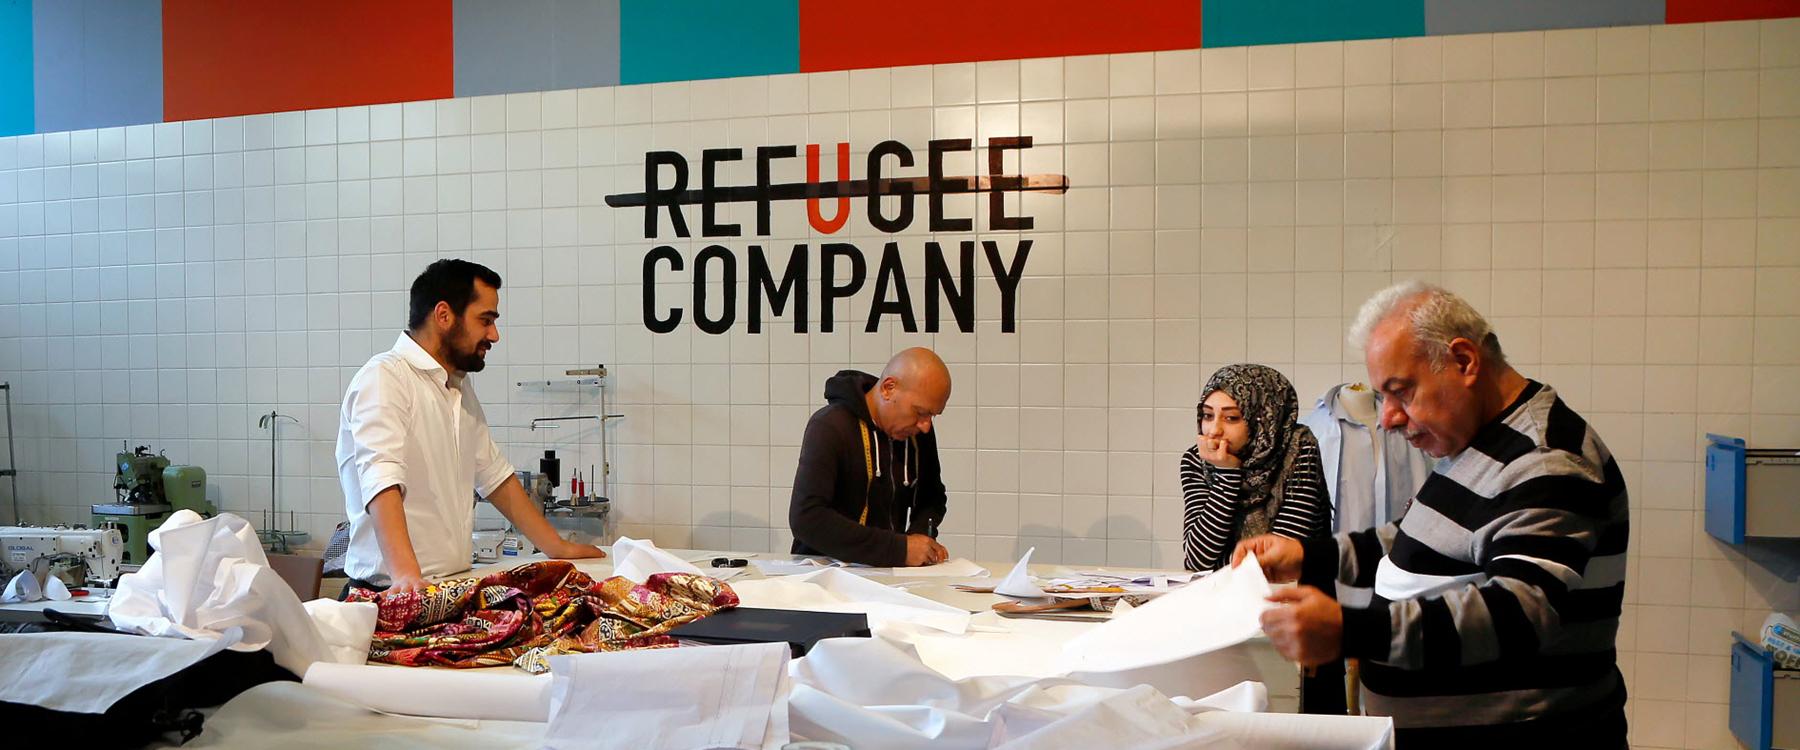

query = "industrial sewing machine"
90;445;215;565
0;525;126;587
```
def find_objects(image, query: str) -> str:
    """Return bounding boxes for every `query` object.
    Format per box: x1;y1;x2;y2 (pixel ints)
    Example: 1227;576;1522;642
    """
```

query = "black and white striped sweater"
1300;380;1629;732
1180;439;1330;572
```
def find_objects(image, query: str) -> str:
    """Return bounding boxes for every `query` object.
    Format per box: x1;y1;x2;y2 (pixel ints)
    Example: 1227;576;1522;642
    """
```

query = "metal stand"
1;383;16;525
516;367;624;546
256;411;306;553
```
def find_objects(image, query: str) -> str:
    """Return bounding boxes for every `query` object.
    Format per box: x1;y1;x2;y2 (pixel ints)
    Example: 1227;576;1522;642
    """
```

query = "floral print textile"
347;561;738;673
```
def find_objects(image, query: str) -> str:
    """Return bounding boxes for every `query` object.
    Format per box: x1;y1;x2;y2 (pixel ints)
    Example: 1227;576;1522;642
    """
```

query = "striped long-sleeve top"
1180;439;1330;572
1298;381;1629;731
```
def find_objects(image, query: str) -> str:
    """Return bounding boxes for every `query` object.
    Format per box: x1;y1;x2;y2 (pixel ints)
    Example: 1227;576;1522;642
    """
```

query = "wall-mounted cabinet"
1705;434;1800;544
1732;632;1800;750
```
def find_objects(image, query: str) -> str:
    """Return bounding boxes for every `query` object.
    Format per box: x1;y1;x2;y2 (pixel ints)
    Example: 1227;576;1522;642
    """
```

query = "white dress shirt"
1299;382;1437;533
337;332;516;585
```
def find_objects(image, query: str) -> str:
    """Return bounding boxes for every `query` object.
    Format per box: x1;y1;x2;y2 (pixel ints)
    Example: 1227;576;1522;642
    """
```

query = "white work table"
454;548;1303;712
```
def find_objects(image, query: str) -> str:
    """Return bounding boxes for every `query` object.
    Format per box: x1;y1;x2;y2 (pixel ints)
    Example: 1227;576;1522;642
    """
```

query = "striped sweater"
1180;440;1330;572
1299;381;1629;731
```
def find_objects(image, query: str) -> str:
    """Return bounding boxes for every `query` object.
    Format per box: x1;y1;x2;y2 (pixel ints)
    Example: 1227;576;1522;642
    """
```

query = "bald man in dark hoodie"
789;348;953;567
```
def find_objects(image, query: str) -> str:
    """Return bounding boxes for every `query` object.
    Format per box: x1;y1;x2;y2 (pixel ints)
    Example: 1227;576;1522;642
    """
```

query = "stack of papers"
542;642;791;750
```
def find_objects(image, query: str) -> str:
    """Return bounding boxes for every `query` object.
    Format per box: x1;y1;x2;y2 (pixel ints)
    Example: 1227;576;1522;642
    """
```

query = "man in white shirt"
337;259;604;595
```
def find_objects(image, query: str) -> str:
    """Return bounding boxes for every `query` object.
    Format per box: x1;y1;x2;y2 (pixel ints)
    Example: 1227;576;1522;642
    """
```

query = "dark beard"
447;323;488;372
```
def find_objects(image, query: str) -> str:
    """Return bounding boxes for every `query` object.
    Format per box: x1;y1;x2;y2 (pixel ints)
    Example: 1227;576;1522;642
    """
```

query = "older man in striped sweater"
1234;280;1629;749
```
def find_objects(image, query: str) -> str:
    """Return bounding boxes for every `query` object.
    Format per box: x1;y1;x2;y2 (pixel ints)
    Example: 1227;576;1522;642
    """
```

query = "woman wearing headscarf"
1181;364;1330;572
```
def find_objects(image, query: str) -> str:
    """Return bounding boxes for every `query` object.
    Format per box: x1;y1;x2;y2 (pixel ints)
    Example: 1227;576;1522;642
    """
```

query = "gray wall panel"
32;0;161;133
1425;0;1665;35
455;0;618;98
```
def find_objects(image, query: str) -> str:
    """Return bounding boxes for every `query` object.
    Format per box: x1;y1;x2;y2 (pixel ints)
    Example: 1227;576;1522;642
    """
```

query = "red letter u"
807;143;850;235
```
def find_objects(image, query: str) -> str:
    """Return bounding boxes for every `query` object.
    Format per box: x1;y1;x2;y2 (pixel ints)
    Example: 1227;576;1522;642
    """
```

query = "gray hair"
1349;280;1507;371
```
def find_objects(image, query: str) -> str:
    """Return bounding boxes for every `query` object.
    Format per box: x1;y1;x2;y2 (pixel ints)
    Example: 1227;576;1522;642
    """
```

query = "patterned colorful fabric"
347;561;738;673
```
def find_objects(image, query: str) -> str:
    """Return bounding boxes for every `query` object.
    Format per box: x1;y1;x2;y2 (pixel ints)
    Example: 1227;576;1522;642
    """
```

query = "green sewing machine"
90;445;216;565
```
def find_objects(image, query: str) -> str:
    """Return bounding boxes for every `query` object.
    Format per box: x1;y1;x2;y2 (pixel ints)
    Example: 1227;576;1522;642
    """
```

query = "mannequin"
1338;383;1382;465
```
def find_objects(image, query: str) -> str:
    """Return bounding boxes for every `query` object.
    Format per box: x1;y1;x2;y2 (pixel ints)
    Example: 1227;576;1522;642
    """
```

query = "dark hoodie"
788;370;947;566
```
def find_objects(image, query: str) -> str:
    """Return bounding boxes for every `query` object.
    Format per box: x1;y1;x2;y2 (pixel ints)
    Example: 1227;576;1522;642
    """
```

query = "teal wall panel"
1204;0;1427;47
619;0;798;85
0;0;33;137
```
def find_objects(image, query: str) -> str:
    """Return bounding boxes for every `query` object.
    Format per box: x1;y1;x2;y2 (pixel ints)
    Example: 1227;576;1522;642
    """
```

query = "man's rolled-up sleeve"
343;366;411;509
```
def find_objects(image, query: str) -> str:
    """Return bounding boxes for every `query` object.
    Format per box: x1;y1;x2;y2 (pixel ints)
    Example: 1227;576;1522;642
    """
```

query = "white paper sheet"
302;599;378;666
789;633;1395;750
1;569;42;602
542;642;791;750
609;536;707;583
302;662;554;722
107;510;334;676
993;548;1048;598
0;628;242;713
1060;552;1274;673
730;567;972;634
183;681;549;750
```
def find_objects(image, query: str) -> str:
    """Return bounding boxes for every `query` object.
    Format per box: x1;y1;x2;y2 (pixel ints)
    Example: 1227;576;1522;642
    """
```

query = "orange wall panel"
799;1;1202;72
163;0;453;122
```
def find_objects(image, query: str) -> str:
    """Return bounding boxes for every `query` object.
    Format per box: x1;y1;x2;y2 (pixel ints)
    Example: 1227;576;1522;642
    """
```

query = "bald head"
868;347;951;439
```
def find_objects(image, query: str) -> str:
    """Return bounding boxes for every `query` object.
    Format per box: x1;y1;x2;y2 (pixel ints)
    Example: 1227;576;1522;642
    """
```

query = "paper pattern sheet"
542;642;790;750
730;567;973;634
1060;553;1275;673
303;662;554;722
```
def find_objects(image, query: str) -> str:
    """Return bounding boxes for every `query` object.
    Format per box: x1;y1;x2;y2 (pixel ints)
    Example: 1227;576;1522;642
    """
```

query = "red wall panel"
164;0;454;122
800;1;1202;72
1667;0;1800;23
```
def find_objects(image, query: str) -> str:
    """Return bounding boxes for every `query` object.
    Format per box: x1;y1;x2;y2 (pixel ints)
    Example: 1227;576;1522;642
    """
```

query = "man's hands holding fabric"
543;539;607;559
386;571;432;595
1260;585;1343;668
905;534;949;566
1231;534;1304;583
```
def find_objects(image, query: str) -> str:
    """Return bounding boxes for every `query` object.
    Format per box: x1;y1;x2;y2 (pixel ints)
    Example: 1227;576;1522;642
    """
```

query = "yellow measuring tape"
858;421;874;524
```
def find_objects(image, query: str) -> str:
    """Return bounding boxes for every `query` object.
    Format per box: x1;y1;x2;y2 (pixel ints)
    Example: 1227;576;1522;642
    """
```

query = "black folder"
667;607;870;657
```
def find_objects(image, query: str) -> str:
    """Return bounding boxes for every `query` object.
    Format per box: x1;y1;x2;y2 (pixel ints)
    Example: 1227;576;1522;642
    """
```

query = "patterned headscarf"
1197;363;1311;538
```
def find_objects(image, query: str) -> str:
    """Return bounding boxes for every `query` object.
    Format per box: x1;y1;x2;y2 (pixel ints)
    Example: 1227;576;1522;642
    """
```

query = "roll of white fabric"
301;662;553;722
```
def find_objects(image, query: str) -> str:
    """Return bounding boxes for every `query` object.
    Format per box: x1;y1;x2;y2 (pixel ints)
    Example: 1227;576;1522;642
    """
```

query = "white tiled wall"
1;18;1797;748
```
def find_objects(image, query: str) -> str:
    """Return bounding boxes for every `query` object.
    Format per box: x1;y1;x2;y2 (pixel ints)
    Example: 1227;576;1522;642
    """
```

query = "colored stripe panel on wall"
162;0;454;122
0;0;32;138
32;0;164;133
799;1;1201;72
453;0;620;98
619;0;798;85
1425;0;1665;36
1203;0;1426;47
1667;0;1800;23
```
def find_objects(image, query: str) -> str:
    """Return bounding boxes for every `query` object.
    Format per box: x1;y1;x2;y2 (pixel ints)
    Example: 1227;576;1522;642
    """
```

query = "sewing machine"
0;525;126;586
90;445;215;565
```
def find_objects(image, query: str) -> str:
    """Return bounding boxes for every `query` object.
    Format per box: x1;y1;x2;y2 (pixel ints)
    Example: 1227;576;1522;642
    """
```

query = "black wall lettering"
987;136;1033;231
983;239;1031;333
924;240;975;333
643;245;684;333
866;242;917;333
749;244;809;334
756;145;798;237
927;138;973;232
701;149;743;237
819;243;866;333
643;151;690;239
867;140;915;234
693;245;737;334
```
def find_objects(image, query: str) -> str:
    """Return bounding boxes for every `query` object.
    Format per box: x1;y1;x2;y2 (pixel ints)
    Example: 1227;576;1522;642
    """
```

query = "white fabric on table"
1060;552;1274;673
0;628;241;713
730;567;972;634
302;662;553;722
107;510;336;676
542;642;790;750
183;681;547;750
610;536;707;583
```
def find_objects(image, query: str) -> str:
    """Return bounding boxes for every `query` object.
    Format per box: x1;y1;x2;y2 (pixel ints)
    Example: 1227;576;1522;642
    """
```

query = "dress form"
1340;383;1382;463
